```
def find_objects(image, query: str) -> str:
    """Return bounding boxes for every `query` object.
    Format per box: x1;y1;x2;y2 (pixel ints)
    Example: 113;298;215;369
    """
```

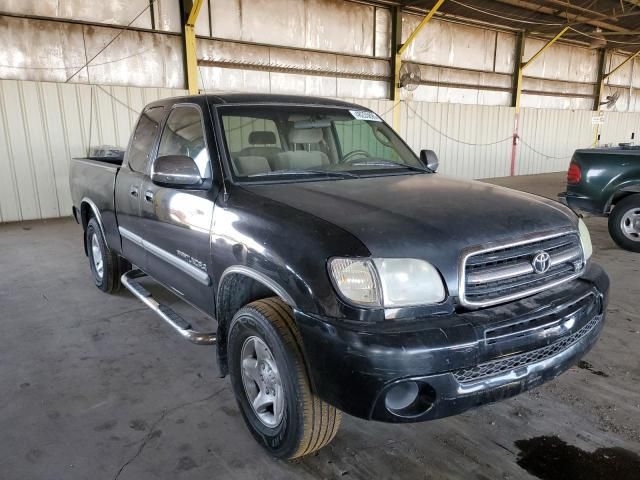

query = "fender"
214;265;299;377
217;265;297;308
80;197;107;255
605;181;640;212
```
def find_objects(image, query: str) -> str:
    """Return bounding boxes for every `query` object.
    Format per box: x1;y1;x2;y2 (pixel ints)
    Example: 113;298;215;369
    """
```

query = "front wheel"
227;297;341;459
608;194;640;252
86;217;122;292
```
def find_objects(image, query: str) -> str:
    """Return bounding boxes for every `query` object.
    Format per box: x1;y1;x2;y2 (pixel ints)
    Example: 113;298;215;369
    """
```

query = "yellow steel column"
392;0;445;130
392;50;402;131
514;25;569;109
184;0;203;94
511;26;568;175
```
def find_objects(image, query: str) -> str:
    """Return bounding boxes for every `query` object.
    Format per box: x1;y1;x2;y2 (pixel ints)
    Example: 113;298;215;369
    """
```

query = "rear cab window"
127;106;164;173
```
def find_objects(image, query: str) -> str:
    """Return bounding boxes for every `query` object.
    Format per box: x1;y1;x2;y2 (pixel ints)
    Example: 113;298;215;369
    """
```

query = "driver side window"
157;106;211;179
333;120;400;162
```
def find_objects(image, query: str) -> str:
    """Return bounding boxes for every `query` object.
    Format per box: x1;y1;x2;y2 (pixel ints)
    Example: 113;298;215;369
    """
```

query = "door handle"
129;186;139;198
144;190;154;203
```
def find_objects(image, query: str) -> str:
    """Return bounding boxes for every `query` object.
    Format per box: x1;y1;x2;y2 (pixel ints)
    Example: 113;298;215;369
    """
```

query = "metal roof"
378;0;640;50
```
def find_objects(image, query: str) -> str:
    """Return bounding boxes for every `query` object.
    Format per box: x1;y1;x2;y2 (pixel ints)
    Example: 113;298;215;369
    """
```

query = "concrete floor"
1;172;639;479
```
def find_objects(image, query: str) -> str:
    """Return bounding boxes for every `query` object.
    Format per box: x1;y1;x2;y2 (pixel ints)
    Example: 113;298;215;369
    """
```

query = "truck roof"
575;145;640;155
145;93;366;110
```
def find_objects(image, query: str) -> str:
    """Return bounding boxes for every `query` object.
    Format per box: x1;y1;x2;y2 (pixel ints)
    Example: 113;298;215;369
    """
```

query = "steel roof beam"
493;0;629;33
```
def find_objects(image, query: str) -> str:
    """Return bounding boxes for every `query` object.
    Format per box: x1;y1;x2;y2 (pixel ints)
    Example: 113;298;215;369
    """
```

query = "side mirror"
151;155;203;188
419;149;439;172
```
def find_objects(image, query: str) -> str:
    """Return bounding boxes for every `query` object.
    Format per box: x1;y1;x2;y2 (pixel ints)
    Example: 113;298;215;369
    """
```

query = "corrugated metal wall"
1;78;639;223
0;79;185;223
359;99;639;178
515;108;595;175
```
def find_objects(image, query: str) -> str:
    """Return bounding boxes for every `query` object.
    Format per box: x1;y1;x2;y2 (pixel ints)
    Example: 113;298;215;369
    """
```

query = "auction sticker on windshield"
350;110;382;122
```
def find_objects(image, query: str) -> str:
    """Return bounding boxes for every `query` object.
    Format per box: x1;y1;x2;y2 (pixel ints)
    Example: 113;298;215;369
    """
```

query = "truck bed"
69;157;121;249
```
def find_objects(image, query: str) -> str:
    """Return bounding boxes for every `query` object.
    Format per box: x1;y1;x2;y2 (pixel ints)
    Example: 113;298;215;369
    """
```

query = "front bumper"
295;263;609;422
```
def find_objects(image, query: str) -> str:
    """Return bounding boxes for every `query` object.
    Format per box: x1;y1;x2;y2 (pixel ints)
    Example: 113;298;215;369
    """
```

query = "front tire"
86;217;122;292
608;194;640;252
228;297;341;459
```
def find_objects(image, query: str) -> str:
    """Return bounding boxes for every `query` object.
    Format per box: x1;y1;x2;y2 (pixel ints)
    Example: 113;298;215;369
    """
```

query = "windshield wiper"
248;169;359;179
348;160;431;173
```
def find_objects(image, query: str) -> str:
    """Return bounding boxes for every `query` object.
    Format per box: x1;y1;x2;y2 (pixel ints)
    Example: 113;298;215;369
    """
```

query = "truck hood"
241;174;578;293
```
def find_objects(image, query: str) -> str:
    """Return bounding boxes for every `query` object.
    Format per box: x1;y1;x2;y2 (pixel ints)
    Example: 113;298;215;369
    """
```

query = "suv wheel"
608;194;640;252
227;297;341;459
86;217;122;292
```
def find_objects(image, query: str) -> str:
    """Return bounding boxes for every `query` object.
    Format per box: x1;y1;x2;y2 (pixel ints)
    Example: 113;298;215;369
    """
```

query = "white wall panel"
400;102;514;179
0;16;184;88
209;0;377;57
0;79;186;223
599;111;640;145
1;0;153;29
523;38;598;84
401;14;503;72
1;0;180;32
374;8;391;58
516;108;594;175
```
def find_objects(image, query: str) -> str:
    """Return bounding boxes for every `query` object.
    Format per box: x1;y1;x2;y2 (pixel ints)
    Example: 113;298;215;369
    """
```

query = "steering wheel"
342;149;371;163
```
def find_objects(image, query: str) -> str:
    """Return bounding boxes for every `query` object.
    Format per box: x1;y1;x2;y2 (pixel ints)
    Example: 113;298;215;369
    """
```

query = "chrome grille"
453;315;600;384
461;232;584;307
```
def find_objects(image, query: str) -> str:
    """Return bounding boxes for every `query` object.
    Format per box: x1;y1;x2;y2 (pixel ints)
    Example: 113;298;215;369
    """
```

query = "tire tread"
247;297;342;459
86;217;121;293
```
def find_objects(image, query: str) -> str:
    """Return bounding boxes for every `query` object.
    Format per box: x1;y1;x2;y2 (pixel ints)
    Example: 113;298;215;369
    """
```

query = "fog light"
383;381;436;418
385;381;419;411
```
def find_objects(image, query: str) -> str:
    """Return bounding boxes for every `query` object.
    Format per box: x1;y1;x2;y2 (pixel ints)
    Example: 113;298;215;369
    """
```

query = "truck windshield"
218;105;427;182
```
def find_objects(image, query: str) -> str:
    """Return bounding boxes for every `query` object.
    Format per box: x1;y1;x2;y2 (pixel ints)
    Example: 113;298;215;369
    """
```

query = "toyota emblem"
531;251;551;274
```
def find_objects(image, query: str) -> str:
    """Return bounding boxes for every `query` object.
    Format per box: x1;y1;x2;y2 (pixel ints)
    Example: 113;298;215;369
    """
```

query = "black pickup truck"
562;145;640;252
70;94;609;459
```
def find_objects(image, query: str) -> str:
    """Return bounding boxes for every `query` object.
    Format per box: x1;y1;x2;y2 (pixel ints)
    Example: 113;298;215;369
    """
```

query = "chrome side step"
121;269;217;345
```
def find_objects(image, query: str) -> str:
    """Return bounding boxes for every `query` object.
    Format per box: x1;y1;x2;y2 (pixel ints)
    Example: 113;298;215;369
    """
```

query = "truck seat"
234;155;272;176
275;128;329;170
239;131;283;170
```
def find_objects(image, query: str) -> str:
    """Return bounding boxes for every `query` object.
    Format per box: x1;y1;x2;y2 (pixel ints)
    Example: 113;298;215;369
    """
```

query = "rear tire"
228;297;341;459
608;194;640;252
86;217;122;293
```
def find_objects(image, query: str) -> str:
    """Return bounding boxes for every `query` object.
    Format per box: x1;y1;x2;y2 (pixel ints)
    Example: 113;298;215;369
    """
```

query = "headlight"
329;258;446;308
578;218;593;261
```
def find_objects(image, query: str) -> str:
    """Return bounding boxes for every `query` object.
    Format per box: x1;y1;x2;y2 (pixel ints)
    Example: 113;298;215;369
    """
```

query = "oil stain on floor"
577;360;610;377
515;436;640;480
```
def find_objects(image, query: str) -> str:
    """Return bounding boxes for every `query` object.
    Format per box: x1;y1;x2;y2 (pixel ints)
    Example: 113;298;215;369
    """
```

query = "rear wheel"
227;297;341;459
608;194;640;252
86;217;122;292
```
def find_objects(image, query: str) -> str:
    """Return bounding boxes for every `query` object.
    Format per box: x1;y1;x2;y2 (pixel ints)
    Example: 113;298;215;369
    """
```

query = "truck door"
140;104;215;313
115;106;164;269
